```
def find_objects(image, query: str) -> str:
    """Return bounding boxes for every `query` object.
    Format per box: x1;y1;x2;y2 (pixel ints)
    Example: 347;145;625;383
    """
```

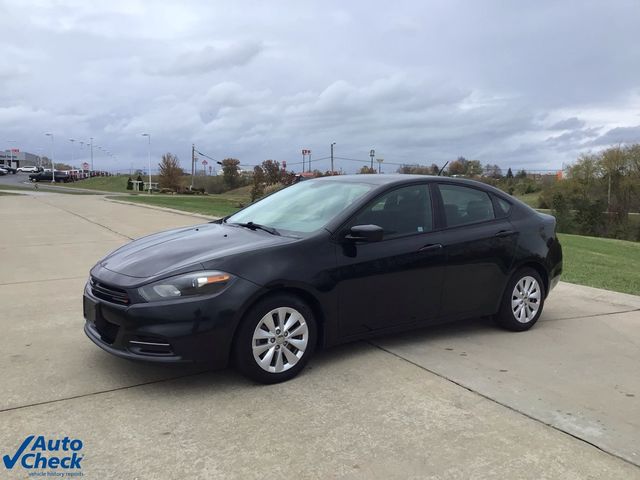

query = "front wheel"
233;294;317;384
495;267;545;331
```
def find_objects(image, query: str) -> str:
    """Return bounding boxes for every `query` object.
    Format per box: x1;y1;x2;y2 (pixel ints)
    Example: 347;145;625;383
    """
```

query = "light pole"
369;149;375;170
141;133;151;193
89;137;94;171
69;139;75;167
330;142;336;174
45;133;55;183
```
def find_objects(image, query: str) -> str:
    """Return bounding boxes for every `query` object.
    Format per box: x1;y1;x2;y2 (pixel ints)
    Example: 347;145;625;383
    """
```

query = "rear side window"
351;184;433;238
493;195;512;218
438;184;495;227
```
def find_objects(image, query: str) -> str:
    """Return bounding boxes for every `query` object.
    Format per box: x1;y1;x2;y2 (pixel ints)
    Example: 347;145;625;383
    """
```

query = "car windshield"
227;179;374;236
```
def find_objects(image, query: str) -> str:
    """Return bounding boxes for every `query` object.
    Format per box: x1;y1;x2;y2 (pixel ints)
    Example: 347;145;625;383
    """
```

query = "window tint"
439;184;495;227
351;184;432;238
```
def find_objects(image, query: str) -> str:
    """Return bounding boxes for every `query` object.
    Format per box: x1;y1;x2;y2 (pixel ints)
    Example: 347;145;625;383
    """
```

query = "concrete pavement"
1;192;639;479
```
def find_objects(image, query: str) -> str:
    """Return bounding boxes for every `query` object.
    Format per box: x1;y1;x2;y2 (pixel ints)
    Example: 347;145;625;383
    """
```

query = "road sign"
82;162;89;170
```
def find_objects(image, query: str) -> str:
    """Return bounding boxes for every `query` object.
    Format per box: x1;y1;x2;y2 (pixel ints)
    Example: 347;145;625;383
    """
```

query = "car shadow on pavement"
86;317;500;396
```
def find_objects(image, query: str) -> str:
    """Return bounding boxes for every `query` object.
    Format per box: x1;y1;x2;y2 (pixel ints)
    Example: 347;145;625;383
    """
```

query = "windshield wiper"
232;221;281;236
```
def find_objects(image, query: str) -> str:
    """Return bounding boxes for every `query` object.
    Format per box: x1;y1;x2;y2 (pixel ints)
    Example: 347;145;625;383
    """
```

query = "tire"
495;267;545;331
233;293;317;384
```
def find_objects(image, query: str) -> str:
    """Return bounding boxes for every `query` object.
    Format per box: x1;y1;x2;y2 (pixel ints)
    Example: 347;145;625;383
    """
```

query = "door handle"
419;243;443;252
494;230;516;238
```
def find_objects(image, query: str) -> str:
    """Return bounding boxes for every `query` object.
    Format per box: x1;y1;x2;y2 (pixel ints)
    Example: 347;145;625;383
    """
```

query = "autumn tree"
221;158;241;189
251;165;266;202
158;153;183;191
448;157;468;175
261;159;282;185
359;166;376;174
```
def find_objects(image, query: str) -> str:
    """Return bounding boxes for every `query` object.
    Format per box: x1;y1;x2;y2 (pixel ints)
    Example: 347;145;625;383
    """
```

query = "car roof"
311;174;508;194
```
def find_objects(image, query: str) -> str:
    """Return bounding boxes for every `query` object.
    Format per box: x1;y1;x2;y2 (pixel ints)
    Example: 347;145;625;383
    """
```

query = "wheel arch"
511;260;550;298
229;285;328;363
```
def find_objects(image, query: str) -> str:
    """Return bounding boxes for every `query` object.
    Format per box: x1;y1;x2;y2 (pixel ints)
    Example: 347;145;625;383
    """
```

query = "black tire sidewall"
233;293;317;384
497;267;545;331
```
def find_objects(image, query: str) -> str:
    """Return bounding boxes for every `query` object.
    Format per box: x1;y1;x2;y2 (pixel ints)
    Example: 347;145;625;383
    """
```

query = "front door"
333;183;446;337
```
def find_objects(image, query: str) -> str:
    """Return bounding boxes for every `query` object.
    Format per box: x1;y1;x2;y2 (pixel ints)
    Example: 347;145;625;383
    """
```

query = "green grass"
63;175;132;193
558;233;640;295
0;184;33;191
108;194;246;217
0;183;101;194
514;192;540;208
0;191;20;196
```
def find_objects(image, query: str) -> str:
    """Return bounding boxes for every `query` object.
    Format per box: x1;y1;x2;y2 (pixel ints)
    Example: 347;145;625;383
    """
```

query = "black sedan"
29;171;71;183
84;175;562;383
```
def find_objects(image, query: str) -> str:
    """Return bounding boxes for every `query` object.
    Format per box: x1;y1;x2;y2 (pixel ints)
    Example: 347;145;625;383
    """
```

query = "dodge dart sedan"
84;175;562;383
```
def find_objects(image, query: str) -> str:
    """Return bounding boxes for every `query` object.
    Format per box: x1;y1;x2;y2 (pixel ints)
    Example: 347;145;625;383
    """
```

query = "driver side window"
351;184;433;238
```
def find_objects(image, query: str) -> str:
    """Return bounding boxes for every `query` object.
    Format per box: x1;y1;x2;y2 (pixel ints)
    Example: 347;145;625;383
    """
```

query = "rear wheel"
233;294;317;384
496;267;545;331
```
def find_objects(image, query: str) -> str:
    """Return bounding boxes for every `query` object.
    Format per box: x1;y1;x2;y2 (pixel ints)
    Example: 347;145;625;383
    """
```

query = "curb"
104;197;218;221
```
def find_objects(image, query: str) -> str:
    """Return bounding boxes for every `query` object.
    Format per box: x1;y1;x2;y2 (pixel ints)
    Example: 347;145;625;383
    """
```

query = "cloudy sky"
1;0;639;173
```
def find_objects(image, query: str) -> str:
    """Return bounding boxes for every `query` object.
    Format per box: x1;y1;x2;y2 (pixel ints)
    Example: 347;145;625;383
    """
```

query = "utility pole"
45;133;55;183
308;150;312;173
191;143;195;190
330;142;336;174
369;149;375;170
302;149;305;172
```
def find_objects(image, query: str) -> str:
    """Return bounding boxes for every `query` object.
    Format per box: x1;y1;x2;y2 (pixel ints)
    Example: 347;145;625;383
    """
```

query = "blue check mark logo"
3;435;34;469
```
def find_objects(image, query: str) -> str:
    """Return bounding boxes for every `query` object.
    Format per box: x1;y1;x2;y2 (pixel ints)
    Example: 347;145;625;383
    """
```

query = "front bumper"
83;275;261;367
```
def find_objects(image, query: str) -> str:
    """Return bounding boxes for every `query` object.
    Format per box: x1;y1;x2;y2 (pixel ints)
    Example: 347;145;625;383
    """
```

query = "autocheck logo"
3;435;84;474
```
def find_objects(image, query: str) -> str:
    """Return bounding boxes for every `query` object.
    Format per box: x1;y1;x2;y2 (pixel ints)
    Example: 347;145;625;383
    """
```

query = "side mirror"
345;224;384;243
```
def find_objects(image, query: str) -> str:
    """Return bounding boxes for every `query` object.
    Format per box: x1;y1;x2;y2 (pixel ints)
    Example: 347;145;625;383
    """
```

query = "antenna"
437;161;449;176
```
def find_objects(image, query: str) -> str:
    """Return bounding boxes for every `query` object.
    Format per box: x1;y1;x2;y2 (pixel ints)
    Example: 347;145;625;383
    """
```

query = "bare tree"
158;152;183;191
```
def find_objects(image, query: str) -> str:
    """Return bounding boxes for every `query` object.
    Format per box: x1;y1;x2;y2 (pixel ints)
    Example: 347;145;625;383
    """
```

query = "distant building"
0;149;43;168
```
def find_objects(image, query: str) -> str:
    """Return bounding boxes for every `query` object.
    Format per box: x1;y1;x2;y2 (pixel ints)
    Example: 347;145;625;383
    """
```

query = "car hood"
99;222;294;279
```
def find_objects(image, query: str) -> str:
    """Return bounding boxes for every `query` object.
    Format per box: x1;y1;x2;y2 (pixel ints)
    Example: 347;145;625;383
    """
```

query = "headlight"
138;271;234;302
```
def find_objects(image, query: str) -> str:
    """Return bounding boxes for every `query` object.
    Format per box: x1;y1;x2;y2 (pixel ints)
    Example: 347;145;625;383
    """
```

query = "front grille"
90;277;129;305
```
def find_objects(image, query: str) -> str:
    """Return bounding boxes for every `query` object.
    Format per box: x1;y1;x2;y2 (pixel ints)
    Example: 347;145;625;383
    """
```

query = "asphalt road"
1;192;639;479
0;171;32;187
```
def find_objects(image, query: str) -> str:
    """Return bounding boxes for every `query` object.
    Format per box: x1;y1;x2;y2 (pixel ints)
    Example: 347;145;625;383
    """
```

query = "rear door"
435;183;518;319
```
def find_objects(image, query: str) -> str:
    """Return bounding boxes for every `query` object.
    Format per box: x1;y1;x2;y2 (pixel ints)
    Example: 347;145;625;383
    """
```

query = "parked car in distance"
84;175;563;384
0;167;7;176
17;165;40;173
29;171;71;183
1;165;17;174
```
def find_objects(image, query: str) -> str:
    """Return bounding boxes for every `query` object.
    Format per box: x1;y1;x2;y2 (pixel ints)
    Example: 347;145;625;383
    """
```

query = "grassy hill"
557;233;639;295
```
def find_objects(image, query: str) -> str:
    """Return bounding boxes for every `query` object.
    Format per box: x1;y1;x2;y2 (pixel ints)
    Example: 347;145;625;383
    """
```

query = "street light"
69;139;75;167
89;137;94;171
45;133;55;183
141;133;151;193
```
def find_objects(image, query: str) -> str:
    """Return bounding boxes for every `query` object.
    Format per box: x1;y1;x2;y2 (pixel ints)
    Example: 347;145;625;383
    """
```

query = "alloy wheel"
511;275;541;323
252;307;309;373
